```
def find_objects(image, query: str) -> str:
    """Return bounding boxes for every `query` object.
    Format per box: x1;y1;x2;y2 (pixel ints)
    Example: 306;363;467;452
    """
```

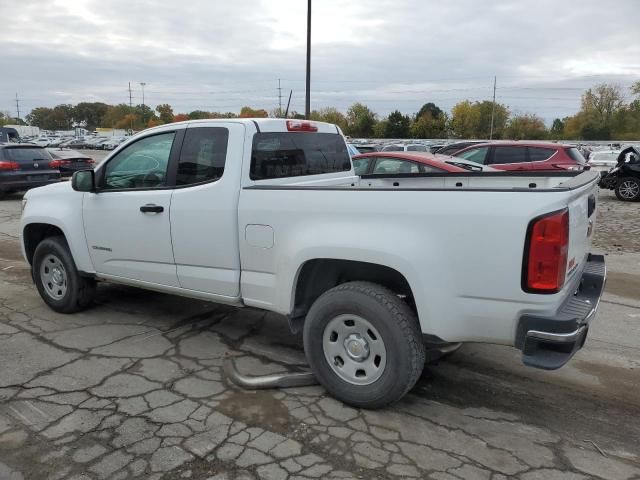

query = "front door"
83;130;181;287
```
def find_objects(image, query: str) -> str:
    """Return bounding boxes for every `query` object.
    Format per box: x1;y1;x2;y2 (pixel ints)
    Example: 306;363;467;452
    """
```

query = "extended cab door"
82;129;182;286
169;122;245;297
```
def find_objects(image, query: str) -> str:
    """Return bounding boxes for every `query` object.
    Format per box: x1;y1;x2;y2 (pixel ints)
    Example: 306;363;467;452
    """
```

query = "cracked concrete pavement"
0;189;639;480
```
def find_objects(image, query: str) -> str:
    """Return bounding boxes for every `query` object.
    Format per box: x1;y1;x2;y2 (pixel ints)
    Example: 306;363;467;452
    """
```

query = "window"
407;145;428;152
176;127;229;186
102;132;175;190
381;145;404;152
457;146;489;164
353;157;372;175
566;147;586;163
528;147;556;162
491;146;527;165
3;147;51;161
250;132;351;180
373;158;421;174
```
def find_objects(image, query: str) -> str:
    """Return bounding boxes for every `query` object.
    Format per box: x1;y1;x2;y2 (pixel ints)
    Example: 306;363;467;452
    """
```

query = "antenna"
284;90;293;118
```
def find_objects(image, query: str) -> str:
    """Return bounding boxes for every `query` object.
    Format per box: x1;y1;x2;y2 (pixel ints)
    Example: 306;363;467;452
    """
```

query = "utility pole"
15;93;21;122
489;75;497;140
278;79;283;116
305;0;311;119
128;82;133;108
140;82;147;124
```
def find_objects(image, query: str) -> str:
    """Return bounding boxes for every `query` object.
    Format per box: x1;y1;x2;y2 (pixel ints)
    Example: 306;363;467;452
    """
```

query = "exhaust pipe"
223;358;318;390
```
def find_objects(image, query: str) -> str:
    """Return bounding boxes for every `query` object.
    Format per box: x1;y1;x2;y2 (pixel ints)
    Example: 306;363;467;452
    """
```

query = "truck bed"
249;170;597;192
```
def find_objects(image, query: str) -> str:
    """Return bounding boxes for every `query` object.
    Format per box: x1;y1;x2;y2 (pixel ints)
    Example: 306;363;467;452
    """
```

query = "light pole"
140;82;147;124
305;0;311;119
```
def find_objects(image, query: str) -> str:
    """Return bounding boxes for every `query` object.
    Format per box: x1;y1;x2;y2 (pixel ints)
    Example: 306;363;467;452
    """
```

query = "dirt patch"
217;390;291;434
593;190;640;254
605;271;640;300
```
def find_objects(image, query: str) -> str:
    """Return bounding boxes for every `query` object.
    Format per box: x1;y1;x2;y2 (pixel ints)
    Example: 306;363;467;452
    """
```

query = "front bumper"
516;254;606;370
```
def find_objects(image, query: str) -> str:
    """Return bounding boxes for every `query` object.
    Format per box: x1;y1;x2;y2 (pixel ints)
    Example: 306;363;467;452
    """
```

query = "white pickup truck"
20;119;605;408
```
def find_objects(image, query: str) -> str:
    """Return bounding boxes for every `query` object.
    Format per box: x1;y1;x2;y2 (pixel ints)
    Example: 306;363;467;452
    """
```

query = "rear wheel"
615;177;640;201
33;236;95;313
303;281;425;409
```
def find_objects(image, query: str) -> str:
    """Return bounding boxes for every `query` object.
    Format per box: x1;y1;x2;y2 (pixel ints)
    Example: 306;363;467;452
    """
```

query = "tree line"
1;82;639;140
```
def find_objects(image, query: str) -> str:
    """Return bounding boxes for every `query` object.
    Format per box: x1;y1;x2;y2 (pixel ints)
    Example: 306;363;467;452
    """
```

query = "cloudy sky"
1;0;639;123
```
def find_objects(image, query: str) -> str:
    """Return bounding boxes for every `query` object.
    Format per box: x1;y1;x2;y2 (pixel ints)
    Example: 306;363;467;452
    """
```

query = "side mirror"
71;169;96;192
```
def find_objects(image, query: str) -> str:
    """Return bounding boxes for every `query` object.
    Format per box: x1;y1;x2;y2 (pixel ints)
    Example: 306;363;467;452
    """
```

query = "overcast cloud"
1;0;639;122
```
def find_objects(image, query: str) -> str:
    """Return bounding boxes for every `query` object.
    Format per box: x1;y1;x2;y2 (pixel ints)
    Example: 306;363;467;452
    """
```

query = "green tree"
372;120;388;138
505;113;548;140
188;110;211;120
384;110;411;138
476;100;509;139
155;104;174;124
345;103;376;137
410;112;448;138
102;104;135;128
239;106;268;118
416;102;443;120
72;102;109;130
550;118;565;139
26;107;54;128
581;84;624;126
310;107;348;132
450;101;480;138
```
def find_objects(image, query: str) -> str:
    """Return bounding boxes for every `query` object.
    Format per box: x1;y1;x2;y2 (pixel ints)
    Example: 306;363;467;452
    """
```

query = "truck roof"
142;118;342;135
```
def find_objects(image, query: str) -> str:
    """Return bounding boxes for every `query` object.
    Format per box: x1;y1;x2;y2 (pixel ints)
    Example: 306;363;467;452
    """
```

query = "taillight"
0;161;19;170
49;160;72;168
87;159;96;164
286;120;318;132
523;209;569;293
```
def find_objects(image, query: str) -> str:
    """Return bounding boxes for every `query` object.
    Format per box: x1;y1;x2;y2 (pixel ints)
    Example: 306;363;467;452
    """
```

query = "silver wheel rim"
619;181;639;199
322;314;387;385
40;254;68;300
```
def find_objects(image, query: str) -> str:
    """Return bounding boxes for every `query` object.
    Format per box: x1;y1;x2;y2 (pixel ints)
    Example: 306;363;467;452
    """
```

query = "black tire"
32;236;96;313
614;177;640;201
303;281;425;409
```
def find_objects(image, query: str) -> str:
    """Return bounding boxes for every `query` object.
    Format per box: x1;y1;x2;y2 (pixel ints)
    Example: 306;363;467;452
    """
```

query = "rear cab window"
250;132;351;180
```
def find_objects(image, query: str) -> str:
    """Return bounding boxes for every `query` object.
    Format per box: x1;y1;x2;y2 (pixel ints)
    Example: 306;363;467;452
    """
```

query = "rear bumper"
516;254;606;370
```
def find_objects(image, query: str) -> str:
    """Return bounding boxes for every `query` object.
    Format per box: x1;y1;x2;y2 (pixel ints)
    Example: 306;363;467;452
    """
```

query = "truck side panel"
238;183;597;346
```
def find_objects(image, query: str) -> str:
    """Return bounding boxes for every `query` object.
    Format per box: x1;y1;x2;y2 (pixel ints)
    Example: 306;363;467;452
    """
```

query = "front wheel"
33;236;96;313
615;177;640;201
303;281;425;409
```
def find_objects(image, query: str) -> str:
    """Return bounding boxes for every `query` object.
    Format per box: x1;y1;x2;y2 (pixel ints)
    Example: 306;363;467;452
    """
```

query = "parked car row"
19;135;130;150
0;144;97;196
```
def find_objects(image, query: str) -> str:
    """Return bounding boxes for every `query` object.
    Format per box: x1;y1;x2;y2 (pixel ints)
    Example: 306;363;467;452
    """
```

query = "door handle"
140;204;164;213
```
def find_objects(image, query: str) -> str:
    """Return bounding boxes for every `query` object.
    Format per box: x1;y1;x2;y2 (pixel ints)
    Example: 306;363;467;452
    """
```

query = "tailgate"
565;179;598;284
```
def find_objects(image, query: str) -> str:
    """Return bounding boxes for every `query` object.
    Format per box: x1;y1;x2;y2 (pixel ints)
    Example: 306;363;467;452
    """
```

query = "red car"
452;141;589;171
352;152;469;175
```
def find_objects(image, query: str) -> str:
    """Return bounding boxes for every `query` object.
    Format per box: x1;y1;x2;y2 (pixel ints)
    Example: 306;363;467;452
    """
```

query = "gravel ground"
0;187;638;480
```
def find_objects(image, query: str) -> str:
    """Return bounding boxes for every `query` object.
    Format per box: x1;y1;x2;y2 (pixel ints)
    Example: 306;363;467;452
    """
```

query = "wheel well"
23;224;65;265
292;259;415;321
